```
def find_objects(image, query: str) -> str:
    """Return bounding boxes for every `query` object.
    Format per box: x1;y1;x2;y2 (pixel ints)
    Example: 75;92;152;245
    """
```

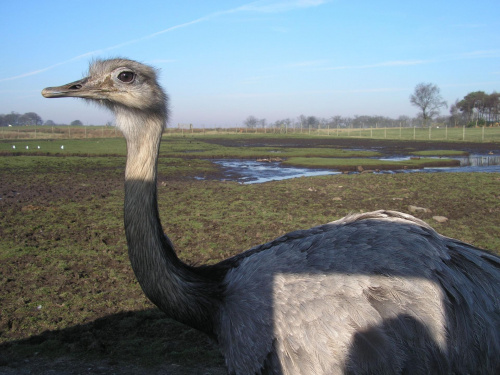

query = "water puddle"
212;160;340;184
377;165;500;174
379;154;500;166
455;154;500;167
210;154;500;184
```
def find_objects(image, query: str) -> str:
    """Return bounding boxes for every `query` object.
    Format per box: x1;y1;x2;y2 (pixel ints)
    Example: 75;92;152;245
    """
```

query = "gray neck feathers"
119;109;221;334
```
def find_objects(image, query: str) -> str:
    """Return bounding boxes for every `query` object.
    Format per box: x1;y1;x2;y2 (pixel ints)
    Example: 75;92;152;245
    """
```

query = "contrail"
0;1;329;83
0;17;208;83
0;51;100;83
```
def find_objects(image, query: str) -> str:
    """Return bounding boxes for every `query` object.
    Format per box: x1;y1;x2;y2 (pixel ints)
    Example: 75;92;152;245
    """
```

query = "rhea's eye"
117;71;135;83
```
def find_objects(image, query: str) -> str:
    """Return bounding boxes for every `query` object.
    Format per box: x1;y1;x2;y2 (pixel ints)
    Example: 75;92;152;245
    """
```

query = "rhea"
42;59;500;374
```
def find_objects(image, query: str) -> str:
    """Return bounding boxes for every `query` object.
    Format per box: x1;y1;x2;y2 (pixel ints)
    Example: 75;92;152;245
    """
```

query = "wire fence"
166;125;500;142
1;126;120;140
2;125;500;143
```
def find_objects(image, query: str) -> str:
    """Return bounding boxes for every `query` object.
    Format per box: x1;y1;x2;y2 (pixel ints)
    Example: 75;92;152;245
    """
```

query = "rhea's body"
42;58;500;374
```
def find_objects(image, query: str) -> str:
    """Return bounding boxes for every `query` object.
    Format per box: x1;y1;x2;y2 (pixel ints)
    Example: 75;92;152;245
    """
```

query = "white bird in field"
60;145;64;150
25;146;29;150
12;145;16;149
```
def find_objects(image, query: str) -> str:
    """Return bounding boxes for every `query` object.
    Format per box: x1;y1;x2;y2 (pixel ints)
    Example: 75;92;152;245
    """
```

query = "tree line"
0;111;83;127
3;85;498;129
245;85;500;129
451;91;500;127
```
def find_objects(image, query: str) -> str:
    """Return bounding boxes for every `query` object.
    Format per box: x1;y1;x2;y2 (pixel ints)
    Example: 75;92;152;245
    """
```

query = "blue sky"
1;0;499;127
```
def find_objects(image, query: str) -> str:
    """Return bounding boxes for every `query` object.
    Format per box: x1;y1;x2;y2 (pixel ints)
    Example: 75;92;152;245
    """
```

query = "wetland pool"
212;154;500;184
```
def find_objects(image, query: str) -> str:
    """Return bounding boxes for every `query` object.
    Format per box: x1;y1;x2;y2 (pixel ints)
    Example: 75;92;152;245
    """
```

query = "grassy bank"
1;137;381;159
282;156;460;170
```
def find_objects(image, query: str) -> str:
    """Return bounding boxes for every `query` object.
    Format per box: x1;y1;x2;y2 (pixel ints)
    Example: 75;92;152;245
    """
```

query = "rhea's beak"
42;77;108;100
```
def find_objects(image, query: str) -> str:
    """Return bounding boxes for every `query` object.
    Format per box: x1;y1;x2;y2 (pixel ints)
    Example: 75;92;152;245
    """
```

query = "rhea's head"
42;58;168;121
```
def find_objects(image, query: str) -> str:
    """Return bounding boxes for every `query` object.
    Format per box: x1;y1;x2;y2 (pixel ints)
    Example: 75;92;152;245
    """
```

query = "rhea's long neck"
119;110;220;335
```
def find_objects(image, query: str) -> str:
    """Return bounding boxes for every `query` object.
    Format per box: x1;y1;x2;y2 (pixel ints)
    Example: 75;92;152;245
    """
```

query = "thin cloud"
239;74;278;84
455;49;500;59
0;51;99;83
0;0;328;82
441;81;500;89
316;50;500;72
147;59;177;64
324;59;430;71
218;86;407;99
238;0;329;13
451;23;486;29
285;59;329;68
368;60;429;67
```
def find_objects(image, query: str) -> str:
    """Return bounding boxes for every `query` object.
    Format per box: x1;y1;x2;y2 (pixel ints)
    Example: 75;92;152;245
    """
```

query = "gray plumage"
42;58;500;375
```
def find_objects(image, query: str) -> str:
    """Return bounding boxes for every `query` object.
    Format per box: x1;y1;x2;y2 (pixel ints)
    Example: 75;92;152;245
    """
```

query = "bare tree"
243;115;258;129
410;83;447;126
449;100;464;127
397;115;411;127
276;118;292;128
297;114;307;130
330;115;343;128
306;116;319;128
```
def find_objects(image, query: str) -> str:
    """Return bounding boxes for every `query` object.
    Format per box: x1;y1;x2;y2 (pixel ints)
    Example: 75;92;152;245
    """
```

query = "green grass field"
2;124;500;143
0;135;499;373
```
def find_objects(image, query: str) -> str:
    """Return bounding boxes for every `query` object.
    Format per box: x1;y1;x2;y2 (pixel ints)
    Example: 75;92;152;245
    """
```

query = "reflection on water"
211;155;500;184
212;160;340;184
377;154;500;175
379;165;500;174
456;155;500;167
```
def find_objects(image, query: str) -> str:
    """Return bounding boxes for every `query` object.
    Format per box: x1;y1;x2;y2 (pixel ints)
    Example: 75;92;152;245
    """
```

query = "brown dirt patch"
201;136;500;155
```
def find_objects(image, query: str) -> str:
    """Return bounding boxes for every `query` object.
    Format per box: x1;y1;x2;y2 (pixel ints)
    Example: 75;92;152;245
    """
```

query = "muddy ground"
1;137;499;375
201;136;500;155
